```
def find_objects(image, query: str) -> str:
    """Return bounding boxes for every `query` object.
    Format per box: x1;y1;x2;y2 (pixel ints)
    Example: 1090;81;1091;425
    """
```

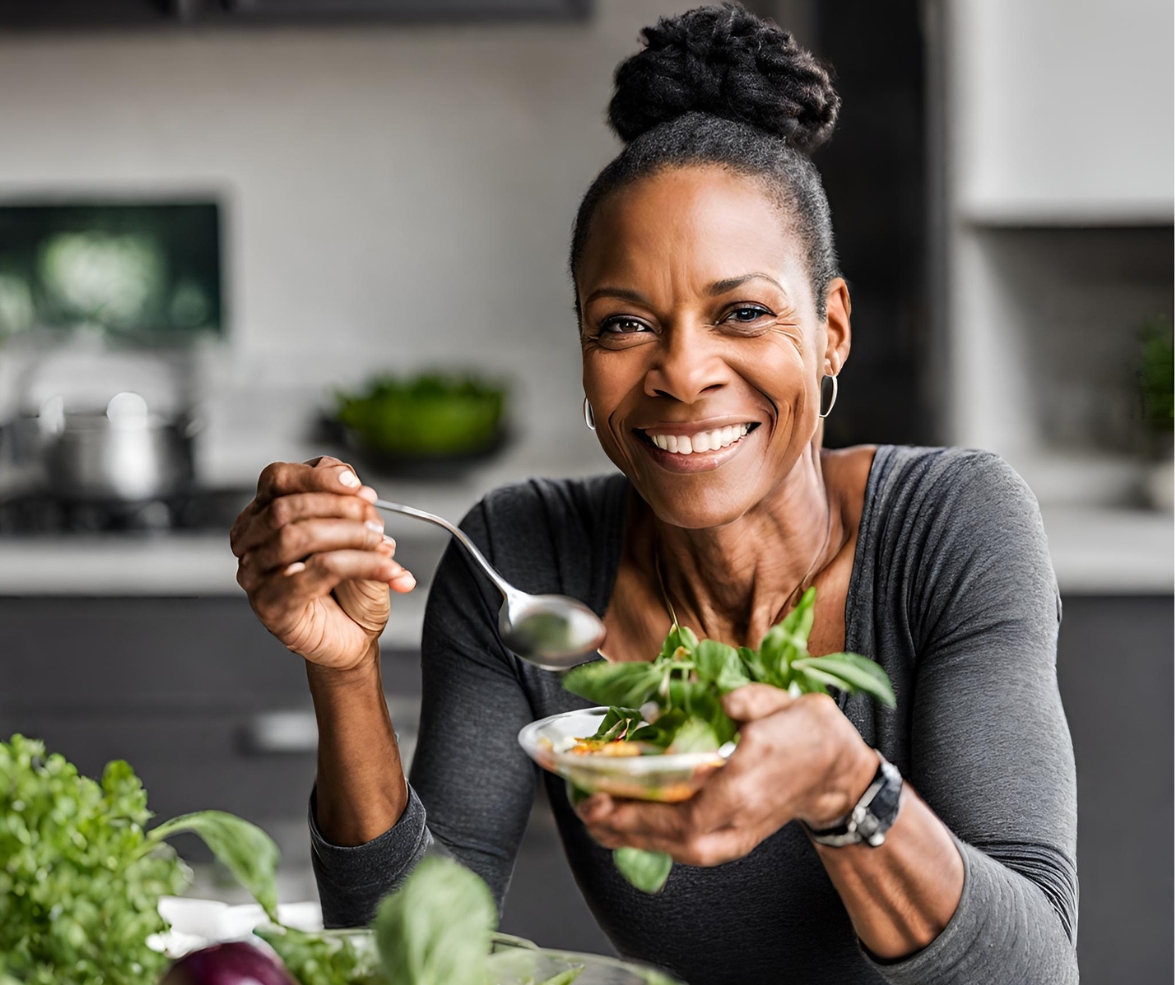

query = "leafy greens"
561;587;895;893
0;734;281;985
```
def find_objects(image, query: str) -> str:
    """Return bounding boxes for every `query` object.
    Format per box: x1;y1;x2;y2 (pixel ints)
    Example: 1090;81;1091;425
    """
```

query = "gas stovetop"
0;487;253;536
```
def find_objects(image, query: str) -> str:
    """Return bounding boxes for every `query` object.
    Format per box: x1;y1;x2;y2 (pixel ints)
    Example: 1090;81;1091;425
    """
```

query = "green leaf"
589;707;645;742
562;661;663;709
255;924;382;985
780;585;817;642
664;718;720;754
629;708;689;749
151;810;280;923
613;848;673;894
754;626;795;687
793;653;896;708
693;640;751;694
375;855;497;985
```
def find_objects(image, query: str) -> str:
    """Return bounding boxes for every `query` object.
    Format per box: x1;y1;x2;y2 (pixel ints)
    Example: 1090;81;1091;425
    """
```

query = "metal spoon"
373;498;606;671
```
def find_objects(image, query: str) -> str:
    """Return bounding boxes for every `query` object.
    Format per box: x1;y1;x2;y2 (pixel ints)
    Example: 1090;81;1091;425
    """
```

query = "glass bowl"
258;929;684;985
518;707;734;803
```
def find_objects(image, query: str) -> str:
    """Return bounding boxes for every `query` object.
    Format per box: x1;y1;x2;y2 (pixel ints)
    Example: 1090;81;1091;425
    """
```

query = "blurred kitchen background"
0;0;1170;981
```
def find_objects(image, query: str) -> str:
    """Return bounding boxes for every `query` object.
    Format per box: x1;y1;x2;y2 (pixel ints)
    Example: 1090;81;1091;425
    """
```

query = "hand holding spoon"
373;498;606;671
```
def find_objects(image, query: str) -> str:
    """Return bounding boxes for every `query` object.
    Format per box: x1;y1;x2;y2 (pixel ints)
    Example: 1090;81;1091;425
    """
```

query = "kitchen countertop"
1;436;1171;642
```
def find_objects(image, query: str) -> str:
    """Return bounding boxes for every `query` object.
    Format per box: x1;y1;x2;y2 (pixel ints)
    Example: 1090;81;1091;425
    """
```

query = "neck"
653;442;845;648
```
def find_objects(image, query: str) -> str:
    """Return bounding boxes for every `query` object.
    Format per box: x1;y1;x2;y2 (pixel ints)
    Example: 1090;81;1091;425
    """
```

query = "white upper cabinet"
949;0;1174;223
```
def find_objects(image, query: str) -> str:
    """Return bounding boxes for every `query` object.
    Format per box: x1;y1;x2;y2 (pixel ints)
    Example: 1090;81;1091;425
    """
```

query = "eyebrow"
583;286;651;306
582;273;786;308
706;273;786;296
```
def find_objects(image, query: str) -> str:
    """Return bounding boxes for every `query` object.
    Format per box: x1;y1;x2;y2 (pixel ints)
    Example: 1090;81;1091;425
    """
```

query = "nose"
643;321;731;403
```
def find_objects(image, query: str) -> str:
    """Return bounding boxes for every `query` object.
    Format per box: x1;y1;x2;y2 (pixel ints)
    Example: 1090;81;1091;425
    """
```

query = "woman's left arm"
578;453;1078;982
576;685;966;959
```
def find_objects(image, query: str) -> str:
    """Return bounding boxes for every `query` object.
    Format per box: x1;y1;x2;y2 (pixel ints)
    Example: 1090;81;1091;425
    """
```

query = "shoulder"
868;445;1039;528
865;446;1057;615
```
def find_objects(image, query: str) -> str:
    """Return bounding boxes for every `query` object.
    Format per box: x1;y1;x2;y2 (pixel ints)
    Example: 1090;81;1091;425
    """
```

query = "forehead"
577;165;806;297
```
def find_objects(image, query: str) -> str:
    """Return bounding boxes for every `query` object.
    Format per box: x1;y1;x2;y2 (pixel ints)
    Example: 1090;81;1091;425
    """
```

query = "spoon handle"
372;498;513;599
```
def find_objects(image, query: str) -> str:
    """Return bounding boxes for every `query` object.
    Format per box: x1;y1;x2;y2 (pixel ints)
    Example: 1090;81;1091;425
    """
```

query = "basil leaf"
780;585;817;641
693;639;751;694
563;661;663;709
590;707;645;742
665;718;720;754
613;848;673;894
793;653;896;708
659;624;699;660
375;855;496;985
151;810;280;923
629;708;689;748
755;625;797;687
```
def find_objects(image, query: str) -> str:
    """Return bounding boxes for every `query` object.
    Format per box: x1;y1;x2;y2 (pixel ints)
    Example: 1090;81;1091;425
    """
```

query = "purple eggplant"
160;942;297;985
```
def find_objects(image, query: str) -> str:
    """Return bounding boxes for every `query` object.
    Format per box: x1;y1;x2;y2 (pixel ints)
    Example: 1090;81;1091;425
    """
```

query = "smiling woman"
232;5;1078;985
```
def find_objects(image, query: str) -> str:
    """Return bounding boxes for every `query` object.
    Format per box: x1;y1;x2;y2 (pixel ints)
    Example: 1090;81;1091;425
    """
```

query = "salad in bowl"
519;587;895;893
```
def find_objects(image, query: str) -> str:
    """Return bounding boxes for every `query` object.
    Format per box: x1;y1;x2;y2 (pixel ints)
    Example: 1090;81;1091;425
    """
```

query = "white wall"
0;0;702;477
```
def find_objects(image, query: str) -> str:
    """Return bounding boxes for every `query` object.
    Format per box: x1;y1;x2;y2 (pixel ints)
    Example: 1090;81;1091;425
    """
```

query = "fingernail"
365;520;384;534
284;561;306;576
383;535;396;550
393;572;417;590
339;470;360;488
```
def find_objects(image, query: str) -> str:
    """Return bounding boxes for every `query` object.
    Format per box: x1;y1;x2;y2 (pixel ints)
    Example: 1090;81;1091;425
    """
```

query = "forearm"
814;782;964;960
308;643;409;846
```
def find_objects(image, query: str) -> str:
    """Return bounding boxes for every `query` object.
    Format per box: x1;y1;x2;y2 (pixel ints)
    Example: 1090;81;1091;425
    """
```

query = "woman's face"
577;165;851;530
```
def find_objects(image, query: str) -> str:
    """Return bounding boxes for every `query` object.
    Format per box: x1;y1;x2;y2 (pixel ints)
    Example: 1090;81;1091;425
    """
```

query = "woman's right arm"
230;456;418;846
233;461;541;926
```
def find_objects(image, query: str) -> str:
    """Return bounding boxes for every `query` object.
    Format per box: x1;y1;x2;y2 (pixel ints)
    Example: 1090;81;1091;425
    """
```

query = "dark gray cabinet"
0;595;421;865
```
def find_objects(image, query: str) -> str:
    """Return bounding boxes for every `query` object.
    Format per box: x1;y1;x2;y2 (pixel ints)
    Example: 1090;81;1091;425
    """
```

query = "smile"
633;421;761;473
643;423;754;455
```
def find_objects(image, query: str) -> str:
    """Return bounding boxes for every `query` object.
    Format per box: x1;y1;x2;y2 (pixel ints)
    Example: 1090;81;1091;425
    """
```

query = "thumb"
722;683;795;722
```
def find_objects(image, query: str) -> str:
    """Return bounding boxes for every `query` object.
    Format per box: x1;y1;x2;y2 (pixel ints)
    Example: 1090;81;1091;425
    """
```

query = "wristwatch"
803;750;903;848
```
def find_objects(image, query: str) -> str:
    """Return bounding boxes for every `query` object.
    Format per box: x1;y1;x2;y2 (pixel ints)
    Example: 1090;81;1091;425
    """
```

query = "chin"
637;474;761;530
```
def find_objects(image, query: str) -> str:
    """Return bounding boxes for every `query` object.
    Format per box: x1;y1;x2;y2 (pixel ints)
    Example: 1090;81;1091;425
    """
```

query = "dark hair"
570;3;841;318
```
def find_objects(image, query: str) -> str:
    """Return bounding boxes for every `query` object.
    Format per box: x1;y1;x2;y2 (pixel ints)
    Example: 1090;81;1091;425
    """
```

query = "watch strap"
803;750;903;848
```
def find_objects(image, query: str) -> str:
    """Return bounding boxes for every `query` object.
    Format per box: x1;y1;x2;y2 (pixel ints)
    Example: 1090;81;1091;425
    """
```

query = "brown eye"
600;316;652;335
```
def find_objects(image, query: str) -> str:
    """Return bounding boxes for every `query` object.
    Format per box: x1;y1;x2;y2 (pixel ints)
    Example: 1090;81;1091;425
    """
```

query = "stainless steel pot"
40;392;197;501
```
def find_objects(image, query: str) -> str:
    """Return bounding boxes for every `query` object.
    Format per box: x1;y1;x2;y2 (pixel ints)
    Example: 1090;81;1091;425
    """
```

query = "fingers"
232;493;384;557
239;517;388;577
248;549;404;614
722;683;795;722
253;457;377;507
576;794;745;867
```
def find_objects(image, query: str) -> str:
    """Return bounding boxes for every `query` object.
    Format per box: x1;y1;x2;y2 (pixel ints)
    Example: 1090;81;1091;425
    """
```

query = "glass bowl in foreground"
518;707;734;803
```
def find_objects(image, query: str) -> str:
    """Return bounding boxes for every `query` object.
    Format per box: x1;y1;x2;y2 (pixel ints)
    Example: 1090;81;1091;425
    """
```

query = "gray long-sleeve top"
310;445;1079;984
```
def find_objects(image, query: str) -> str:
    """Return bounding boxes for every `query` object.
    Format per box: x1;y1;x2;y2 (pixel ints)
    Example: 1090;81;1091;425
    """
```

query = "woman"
231;7;1078;983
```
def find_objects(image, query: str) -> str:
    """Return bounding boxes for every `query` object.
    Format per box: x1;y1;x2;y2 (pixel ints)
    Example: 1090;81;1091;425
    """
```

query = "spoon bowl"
374;497;605;670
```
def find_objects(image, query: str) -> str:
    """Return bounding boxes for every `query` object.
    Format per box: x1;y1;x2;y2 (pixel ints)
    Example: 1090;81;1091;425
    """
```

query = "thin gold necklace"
654;495;837;637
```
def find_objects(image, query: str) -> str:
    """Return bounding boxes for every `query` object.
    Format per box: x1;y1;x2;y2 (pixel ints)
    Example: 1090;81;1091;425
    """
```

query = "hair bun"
608;4;840;154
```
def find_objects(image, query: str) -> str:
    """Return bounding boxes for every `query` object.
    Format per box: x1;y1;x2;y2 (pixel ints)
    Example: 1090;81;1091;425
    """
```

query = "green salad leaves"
0;734;281;985
561;587;895;893
0;734;588;985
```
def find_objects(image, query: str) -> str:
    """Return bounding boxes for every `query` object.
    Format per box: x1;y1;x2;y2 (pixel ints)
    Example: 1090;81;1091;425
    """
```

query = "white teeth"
647;424;752;455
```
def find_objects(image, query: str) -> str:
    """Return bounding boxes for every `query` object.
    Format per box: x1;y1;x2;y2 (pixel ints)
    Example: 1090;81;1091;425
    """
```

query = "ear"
822;277;852;376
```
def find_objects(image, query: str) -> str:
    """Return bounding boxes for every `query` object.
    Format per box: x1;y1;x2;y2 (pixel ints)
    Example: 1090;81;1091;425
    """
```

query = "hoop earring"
583;396;596;431
818;374;838;418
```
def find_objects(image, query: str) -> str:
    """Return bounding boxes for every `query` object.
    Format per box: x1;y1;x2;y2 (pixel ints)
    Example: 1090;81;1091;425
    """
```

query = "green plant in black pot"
334;373;508;476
